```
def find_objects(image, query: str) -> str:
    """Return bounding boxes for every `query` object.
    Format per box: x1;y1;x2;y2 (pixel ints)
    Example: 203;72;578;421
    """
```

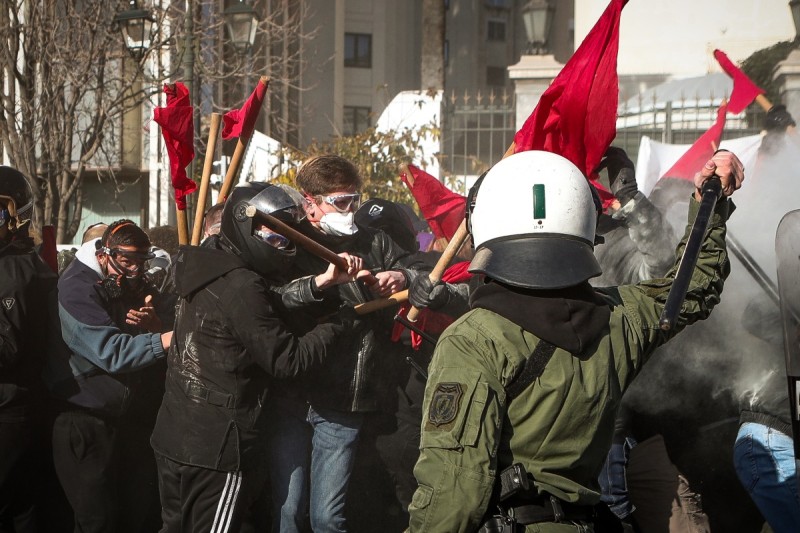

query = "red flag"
661;102;727;181
222;79;268;140
39;225;57;273
513;0;627;209
713;49;765;114
400;164;466;241
153;83;196;210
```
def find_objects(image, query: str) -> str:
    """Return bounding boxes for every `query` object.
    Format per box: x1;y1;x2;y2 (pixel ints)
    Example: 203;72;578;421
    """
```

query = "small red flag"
513;0;627;209
661;102;727;181
222;79;268;140
153;82;196;210
713;49;765;114
39;225;57;273
400;164;466;241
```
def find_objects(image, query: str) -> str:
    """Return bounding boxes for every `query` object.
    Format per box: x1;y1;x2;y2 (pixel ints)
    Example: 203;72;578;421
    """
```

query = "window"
343;106;371;136
486;66;506;87
484;0;510;8
487;19;506;41
344;33;372;68
444;39;450;67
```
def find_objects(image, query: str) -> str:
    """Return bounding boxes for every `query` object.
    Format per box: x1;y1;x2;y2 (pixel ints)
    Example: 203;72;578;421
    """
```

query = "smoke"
623;134;800;421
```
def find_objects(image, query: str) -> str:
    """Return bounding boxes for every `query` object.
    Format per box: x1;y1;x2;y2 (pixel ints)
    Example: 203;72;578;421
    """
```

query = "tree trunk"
420;0;445;92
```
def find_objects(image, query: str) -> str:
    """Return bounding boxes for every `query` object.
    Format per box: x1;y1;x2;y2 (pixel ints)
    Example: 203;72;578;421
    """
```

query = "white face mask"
319;211;358;236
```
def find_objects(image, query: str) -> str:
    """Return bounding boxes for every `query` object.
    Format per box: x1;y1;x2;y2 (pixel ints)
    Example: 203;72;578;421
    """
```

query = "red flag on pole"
400;164;466;241
153;82;196;210
513;0;627;209
39;225;57;273
661;101;728;181
713;49;765;114
222;80;268;140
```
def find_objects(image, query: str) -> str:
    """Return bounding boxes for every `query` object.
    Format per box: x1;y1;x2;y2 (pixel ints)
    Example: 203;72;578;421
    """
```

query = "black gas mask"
98;245;155;299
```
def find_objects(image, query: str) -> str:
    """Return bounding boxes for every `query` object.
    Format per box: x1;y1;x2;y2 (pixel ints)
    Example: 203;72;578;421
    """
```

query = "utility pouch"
498;463;530;502
477;514;517;533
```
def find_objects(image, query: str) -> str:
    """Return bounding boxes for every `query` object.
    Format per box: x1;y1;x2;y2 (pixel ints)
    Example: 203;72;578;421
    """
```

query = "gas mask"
99;246;155;299
319;212;359;237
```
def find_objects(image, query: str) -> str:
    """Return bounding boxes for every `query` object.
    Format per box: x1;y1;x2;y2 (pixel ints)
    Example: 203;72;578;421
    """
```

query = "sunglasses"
315;193;361;214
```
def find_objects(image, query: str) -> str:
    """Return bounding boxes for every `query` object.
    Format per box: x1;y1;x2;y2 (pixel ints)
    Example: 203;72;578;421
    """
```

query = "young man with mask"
264;155;428;533
50;219;172;533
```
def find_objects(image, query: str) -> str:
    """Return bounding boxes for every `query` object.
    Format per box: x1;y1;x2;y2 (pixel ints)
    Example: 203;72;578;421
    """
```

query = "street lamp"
114;0;156;59
521;0;555;55
223;0;259;53
791;0;800;39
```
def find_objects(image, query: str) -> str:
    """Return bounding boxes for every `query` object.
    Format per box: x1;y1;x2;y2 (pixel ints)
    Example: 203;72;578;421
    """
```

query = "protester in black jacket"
264;156;429;533
150;182;365;533
0;166;58;532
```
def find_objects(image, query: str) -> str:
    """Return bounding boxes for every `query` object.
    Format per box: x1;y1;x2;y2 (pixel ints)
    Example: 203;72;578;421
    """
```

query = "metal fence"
440;89;516;192
438;87;766;192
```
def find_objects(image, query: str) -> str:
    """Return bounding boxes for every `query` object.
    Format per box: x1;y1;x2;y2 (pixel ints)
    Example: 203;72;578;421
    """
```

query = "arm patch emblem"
428;382;463;427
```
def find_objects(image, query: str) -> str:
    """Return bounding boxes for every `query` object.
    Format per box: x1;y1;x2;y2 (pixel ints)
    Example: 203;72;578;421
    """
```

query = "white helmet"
468;151;602;289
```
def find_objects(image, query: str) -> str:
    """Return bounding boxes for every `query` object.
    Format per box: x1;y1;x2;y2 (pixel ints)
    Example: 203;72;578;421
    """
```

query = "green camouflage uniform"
408;197;732;533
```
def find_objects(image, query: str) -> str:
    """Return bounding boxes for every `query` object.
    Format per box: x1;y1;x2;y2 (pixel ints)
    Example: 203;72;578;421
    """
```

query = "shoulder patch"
428;382;463;427
2;297;15;311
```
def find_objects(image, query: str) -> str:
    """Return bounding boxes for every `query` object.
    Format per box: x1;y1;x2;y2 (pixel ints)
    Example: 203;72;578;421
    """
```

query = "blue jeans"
734;422;800;533
308;405;363;533
598;436;637;519
265;400;363;533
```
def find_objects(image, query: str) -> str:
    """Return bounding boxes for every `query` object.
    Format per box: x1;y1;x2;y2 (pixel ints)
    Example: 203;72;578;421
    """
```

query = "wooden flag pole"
177;208;190;245
217;76;270;204
191;113;222;245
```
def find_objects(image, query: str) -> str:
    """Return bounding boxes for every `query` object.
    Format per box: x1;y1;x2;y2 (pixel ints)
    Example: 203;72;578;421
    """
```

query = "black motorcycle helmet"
219;182;302;278
0;166;34;232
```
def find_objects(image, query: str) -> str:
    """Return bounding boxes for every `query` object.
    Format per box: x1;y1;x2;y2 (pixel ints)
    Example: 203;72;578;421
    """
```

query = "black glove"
408;275;450;310
765;104;796;132
597;147;638;205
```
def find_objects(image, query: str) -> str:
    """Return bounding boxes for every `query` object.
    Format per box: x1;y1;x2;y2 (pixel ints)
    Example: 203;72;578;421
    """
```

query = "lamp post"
521;0;555;55
791;0;800;38
223;0;260;54
114;0;156;60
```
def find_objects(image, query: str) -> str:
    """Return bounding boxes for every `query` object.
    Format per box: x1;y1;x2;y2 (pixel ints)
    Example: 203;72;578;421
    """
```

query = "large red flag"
153;82;196;210
400;164;466;241
713;49;765;114
222;79;268;140
661;101;728;181
513;0;627;209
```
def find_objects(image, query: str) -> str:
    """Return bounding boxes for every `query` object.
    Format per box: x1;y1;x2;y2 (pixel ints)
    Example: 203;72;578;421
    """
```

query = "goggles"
102;247;156;272
315;193;361;214
254;228;290;250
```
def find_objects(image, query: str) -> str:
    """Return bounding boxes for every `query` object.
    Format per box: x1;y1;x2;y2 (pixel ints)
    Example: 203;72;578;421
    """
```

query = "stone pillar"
507;54;564;130
774;48;800;119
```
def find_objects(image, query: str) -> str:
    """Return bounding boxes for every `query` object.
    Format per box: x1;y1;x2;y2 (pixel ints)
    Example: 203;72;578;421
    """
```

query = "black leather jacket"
150;244;345;471
284;223;429;413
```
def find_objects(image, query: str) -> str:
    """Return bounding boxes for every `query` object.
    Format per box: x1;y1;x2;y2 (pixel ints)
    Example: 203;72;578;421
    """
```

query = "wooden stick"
244;205;378;286
405;219;469;322
192;113;222;245
354;289;407;315
176;209;190;245
217;76;270;204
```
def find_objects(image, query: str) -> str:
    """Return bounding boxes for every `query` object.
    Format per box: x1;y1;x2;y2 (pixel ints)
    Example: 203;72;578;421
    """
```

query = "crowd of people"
0;121;797;533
